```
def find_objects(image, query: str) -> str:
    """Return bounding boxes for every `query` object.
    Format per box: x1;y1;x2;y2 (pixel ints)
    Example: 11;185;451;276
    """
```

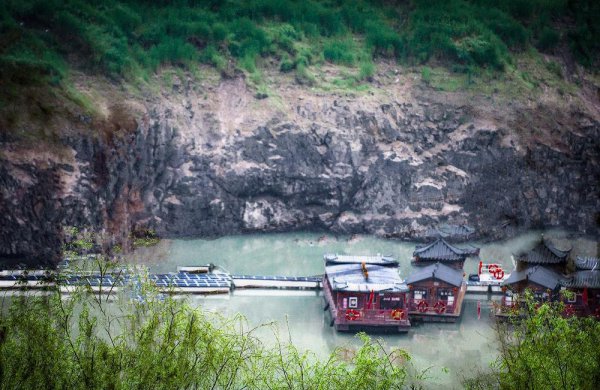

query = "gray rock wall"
1;90;599;266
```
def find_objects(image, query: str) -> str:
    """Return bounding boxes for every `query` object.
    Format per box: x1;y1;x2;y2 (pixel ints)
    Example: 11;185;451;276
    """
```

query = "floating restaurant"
405;262;466;323
321;254;411;332
499;265;564;314
496;237;595;317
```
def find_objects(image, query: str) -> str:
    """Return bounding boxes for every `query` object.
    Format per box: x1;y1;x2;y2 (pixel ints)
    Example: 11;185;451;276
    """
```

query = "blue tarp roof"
325;263;407;292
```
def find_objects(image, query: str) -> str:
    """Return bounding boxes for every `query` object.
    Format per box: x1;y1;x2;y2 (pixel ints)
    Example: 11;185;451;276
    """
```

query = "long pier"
0;268;322;294
1;267;503;295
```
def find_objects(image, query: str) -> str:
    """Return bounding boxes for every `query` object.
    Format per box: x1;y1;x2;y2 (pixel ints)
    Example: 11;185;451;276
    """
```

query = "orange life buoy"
434;301;446;314
345;309;361;321
391;309;404;320
493;269;505;280
417;300;428;313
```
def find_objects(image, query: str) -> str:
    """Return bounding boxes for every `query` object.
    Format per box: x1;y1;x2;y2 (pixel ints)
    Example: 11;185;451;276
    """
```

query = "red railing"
407;299;456;314
336;308;410;324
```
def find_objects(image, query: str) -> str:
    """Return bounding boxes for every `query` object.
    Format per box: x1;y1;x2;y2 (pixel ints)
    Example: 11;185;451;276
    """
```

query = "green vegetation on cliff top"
1;0;598;91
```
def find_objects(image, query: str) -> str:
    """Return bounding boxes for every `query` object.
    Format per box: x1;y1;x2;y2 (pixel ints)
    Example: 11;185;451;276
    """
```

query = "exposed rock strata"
1;75;599;265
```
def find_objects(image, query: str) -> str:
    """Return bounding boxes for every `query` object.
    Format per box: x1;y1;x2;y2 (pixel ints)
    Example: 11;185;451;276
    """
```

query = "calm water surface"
131;230;597;387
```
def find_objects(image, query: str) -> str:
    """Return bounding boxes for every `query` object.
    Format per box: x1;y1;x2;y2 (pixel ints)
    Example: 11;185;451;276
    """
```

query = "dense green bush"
0;272;423;389
537;27;560;52
0;0;598;96
366;22;404;58
323;39;357;65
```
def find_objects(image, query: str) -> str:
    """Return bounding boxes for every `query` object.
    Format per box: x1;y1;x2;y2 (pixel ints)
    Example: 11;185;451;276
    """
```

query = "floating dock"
231;275;321;289
1;269;506;295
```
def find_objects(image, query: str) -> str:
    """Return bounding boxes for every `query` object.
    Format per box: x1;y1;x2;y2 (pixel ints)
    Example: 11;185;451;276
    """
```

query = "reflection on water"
130;229;597;388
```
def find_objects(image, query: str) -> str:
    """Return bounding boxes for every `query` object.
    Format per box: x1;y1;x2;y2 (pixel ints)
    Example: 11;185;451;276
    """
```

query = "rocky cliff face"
1;69;599;265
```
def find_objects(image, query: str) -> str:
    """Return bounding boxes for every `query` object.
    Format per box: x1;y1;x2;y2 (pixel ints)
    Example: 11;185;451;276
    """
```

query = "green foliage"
0;0;598;112
358;60;375;81
406;0;513;69
366;22;404;58
323;39;357;65
279;53;295;72
537;27;560;52
464;291;600;389
295;63;316;86
0;258;423;389
421;66;432;84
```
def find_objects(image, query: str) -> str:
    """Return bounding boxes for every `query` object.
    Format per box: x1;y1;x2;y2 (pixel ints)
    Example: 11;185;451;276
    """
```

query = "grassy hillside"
1;0;598;133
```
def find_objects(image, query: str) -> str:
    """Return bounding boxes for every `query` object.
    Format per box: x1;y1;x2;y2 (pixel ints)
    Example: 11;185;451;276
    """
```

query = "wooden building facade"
498;265;564;314
404;262;466;322
322;254;411;332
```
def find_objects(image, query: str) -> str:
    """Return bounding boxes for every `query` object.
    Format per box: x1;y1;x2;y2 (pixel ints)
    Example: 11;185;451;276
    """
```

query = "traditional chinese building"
499;265;564;311
404;262;466;322
514;236;571;274
561;257;600;317
412;238;479;269
322;254;411;332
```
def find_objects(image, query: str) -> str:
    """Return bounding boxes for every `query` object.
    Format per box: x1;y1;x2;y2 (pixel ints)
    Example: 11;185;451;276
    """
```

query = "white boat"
466;262;509;294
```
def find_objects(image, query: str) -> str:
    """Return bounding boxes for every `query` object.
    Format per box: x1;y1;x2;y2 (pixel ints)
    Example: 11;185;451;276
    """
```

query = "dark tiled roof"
517;238;570;265
563;271;600;289
575;257;600;271
405;262;464;287
503;265;564;290
413;239;478;261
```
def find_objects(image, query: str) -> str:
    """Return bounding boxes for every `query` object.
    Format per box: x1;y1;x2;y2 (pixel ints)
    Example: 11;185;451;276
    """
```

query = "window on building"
349;297;358;308
413;289;427;300
438;289;454;298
